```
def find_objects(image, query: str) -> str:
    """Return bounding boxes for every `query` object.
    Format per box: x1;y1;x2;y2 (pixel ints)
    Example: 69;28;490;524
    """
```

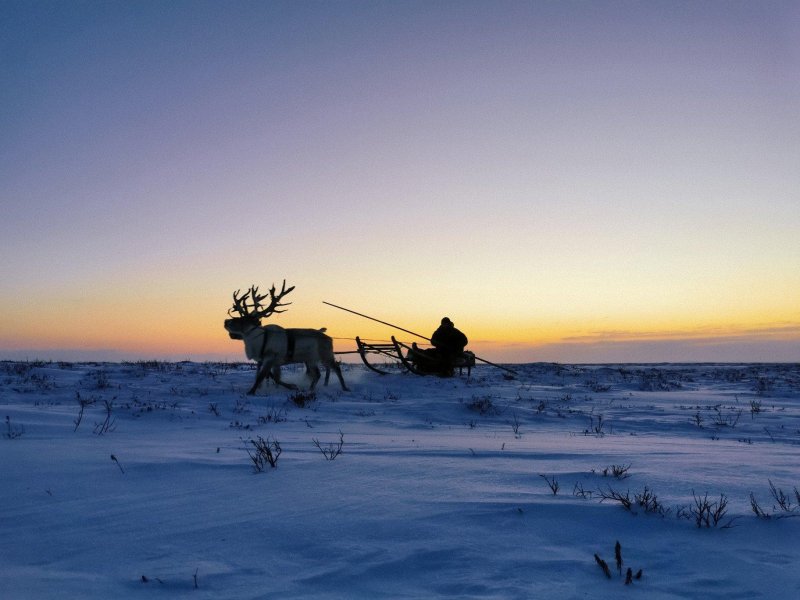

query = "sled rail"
392;336;475;377
354;336;475;377
355;336;401;375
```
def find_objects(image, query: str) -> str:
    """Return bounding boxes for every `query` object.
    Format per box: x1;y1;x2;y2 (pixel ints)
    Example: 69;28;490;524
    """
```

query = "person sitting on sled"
430;317;468;375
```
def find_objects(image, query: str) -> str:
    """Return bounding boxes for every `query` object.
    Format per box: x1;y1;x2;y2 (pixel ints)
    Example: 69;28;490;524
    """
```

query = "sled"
355;335;475;377
354;336;402;375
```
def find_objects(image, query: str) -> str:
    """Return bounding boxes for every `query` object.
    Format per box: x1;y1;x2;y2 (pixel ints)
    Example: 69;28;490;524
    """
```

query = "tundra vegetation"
1;360;799;598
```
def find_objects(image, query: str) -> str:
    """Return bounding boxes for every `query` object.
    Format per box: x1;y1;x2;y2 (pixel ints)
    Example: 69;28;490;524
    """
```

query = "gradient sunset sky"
1;1;798;363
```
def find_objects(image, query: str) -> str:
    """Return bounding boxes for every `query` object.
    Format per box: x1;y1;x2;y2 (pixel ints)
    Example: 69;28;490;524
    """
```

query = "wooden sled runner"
355;335;475;377
354;336;400;375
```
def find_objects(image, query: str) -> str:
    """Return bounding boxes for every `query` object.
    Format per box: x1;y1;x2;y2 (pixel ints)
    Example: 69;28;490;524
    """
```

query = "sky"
1;0;798;364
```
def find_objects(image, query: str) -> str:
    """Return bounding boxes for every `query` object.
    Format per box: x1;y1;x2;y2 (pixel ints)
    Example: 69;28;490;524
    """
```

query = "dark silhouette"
432;317;468;356
423;317;468;376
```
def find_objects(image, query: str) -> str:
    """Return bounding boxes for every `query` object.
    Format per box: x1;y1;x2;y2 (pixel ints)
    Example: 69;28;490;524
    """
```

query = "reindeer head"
224;280;295;339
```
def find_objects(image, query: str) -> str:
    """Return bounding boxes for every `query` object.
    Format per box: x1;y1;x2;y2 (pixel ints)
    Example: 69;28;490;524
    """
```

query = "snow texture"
2;360;799;599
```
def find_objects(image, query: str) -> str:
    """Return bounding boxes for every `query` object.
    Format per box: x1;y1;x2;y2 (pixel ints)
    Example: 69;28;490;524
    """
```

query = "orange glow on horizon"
3;306;797;363
2;3;798;365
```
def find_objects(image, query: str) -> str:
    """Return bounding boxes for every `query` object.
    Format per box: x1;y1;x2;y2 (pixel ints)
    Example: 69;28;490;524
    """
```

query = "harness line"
323;301;518;376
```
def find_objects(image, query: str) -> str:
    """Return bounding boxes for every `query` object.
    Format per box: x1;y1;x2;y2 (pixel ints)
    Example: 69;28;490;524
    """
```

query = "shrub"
711;405;742;428
539;474;559;495
258;405;288;424
634;486;670;517
600;463;631;479
73;392;97;432
678;491;735;528
584;413;607;436
313;431;345;460
750;480;800;518
93;399;116;435
598;487;633;511
573;482;593;499
244;436;281;472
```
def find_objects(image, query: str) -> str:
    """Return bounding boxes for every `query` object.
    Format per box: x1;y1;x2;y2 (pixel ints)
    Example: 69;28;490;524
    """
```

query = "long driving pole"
323;301;518;376
322;301;430;341
471;354;518;375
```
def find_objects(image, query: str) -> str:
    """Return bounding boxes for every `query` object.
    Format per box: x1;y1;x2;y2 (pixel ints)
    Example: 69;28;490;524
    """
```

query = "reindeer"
224;281;348;395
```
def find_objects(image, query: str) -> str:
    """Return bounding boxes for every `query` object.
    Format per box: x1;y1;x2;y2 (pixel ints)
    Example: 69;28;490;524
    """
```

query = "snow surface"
2;360;799;599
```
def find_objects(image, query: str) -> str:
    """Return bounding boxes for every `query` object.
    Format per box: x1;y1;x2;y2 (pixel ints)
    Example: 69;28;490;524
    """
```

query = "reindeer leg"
270;365;298;390
307;363;321;390
266;363;281;388
248;360;273;395
327;360;349;391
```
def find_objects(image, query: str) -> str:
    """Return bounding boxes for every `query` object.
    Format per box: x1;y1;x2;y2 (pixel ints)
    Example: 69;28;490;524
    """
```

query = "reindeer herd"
224;281;348;395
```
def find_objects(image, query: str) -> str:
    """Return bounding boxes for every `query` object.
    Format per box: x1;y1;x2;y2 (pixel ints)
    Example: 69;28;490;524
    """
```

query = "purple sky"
1;1;798;363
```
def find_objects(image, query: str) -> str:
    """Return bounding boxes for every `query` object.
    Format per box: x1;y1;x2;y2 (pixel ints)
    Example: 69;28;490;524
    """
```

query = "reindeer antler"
229;280;295;319
251;280;295;319
228;288;252;317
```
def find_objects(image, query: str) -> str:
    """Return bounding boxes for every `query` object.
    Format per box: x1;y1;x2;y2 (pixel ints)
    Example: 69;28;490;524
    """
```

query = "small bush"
539;474;559;495
233;398;250;414
584;413;608;436
711;405;742;428
750;481;800;518
768;479;800;513
679;491;735;528
73;392;97;432
599;464;631;479
573;482;593;499
634;486;670;517
750;492;771;519
258;405;287;424
93;399;116;435
313;431;345;460
598;487;633;511
244;436;281;472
